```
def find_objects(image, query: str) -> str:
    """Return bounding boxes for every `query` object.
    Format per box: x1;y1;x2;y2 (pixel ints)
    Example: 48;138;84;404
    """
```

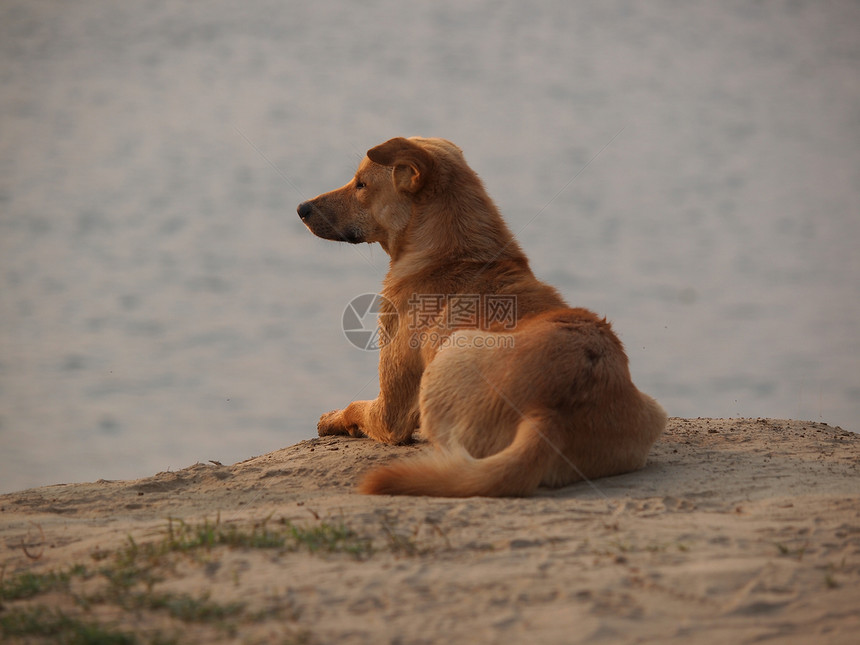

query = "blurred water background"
1;1;858;493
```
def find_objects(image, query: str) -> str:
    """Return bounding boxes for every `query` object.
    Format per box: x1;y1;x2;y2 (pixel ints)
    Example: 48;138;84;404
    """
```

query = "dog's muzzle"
296;200;362;244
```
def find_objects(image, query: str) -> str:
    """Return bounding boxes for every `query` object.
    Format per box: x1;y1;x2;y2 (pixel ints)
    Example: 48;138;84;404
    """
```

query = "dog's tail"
358;415;559;497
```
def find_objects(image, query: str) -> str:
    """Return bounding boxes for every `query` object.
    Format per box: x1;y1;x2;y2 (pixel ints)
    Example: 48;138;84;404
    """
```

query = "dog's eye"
355;180;366;190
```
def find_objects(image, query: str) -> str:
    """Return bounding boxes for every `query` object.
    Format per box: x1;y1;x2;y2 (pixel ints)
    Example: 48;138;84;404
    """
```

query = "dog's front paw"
317;410;347;436
317;410;366;438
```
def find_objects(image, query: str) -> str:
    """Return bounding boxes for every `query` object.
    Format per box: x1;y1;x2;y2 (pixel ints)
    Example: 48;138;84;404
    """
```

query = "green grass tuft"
126;590;245;622
0;606;136;644
156;515;374;558
0;565;88;601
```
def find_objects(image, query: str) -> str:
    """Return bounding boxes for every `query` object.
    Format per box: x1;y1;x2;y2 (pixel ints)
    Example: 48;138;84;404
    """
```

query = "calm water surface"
1;1;858;492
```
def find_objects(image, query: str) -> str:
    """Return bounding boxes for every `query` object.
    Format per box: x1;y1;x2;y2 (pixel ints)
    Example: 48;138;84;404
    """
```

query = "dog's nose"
297;201;313;220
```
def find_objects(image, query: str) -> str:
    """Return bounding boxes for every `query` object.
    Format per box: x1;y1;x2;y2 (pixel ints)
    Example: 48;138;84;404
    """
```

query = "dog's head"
296;137;470;254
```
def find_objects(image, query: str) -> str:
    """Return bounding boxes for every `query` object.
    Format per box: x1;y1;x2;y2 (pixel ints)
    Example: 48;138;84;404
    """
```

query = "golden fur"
297;137;666;497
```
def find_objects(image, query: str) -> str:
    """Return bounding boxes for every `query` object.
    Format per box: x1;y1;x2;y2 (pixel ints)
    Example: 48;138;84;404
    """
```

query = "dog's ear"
367;137;434;194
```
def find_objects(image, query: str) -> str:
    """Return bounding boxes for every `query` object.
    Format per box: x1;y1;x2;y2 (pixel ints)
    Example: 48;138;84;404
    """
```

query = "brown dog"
297;137;666;497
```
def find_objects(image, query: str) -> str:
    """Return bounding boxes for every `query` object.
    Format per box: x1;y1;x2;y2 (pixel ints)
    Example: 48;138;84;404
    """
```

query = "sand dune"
1;418;858;643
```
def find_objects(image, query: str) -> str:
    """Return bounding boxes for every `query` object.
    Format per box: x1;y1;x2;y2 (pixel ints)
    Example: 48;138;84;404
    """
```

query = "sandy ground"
1;417;858;644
